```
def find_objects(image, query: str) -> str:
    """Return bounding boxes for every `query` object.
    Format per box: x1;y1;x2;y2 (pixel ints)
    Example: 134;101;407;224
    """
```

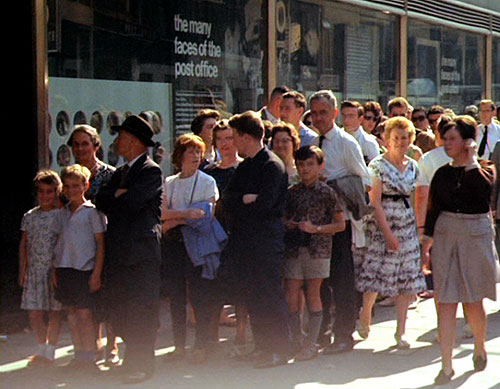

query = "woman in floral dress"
355;117;426;348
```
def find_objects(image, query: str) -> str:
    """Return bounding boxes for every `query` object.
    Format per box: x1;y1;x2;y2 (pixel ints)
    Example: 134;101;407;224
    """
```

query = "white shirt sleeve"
344;137;373;187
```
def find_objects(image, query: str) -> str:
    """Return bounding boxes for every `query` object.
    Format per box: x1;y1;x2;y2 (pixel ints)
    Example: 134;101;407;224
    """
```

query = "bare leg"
463;301;487;358
76;308;97;353
437;302;458;375
395;294;413;337
67;308;83;352
360;292;377;330
47;311;62;346
28;310;48;346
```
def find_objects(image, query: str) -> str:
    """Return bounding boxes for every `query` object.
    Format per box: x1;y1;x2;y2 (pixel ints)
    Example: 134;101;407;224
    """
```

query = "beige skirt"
431;212;498;303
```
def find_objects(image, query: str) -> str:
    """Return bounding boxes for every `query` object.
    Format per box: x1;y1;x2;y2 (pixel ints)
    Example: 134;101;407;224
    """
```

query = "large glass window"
407;20;484;114
48;0;264;174
493;38;500;105
276;1;398;108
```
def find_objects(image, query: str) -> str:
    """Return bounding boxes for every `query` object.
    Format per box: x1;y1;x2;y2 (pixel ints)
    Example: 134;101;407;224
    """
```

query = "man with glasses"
341;100;380;164
426;105;445;135
309;90;372;355
387;97;411;119
412;107;435;154
477;100;500;159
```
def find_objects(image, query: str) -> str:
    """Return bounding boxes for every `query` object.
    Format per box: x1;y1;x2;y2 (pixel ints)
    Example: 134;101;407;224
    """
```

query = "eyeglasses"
480;109;494;113
363;115;378;122
412;116;426;122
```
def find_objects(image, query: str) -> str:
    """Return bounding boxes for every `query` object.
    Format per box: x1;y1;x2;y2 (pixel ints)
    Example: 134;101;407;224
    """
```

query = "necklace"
453;165;465;190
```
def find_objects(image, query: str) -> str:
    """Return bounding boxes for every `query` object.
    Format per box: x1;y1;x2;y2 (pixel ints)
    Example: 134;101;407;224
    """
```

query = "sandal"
394;334;410;349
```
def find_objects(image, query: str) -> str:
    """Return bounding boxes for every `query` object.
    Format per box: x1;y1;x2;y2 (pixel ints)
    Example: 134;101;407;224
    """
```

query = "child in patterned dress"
19;170;63;365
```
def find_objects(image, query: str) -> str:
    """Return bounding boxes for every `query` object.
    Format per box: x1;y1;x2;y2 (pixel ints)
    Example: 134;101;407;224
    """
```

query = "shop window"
276;1;397;109
407;20;484;114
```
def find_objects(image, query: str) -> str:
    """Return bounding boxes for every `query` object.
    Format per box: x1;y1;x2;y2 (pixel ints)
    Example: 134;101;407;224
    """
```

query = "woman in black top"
422;116;497;385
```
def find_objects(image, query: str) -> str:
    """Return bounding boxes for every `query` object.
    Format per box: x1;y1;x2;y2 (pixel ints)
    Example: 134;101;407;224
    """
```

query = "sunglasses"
363;115;378;122
412;116;426;122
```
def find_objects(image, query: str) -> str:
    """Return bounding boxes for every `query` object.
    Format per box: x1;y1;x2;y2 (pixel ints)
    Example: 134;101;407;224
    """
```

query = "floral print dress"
355;155;426;296
20;207;62;310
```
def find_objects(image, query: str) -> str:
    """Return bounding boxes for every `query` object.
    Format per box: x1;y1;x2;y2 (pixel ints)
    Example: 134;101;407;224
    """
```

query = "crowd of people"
18;86;500;385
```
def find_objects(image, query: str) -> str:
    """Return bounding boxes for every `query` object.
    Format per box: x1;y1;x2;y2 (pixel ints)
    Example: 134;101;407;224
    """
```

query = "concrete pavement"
1;286;500;389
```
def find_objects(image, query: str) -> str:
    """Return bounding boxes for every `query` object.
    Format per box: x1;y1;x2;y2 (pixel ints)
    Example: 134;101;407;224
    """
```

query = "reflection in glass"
408;20;484;114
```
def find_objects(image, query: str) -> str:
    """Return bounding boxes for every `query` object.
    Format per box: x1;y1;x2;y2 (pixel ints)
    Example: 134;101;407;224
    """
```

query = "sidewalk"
1;287;499;389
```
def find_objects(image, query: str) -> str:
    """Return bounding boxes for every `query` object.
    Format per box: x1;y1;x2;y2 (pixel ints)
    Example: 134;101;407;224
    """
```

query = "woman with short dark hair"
422;116;498;385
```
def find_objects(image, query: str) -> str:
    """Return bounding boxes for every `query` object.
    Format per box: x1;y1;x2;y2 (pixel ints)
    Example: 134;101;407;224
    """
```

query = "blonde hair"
384;116;416;143
60;164;91;185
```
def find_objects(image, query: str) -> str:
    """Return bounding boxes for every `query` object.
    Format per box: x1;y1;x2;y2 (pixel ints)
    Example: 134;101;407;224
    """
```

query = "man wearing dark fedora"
96;114;163;384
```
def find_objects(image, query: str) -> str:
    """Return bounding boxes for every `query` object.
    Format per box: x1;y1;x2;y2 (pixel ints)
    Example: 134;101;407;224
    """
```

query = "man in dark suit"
222;111;290;368
96;115;163;384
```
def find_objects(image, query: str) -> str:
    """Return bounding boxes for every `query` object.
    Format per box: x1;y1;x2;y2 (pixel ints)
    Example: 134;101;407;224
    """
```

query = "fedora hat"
112;114;155;147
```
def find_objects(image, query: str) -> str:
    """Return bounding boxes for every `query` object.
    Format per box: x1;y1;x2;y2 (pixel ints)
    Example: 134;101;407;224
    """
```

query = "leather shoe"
253;353;289;369
122;370;153;385
322;341;353;355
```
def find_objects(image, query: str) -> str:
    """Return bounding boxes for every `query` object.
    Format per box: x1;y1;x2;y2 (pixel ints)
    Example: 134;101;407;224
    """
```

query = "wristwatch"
316;225;322;233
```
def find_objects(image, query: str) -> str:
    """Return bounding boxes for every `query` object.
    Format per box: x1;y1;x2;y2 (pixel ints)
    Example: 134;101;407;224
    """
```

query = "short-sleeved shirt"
53;201;107;271
417;147;451;187
163;169;219;211
285;180;342;260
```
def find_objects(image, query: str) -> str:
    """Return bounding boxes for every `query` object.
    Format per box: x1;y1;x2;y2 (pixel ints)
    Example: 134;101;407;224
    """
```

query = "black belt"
382;194;410;208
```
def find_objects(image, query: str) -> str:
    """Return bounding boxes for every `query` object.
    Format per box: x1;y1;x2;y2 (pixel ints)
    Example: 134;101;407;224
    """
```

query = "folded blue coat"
181;201;228;280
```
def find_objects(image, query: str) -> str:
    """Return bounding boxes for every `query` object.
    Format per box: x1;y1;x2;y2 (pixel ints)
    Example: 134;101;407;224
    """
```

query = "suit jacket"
96;153;163;269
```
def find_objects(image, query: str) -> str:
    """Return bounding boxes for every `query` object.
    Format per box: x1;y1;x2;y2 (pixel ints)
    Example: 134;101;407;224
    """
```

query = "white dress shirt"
314;124;372;187
477;121;500;158
347;126;380;163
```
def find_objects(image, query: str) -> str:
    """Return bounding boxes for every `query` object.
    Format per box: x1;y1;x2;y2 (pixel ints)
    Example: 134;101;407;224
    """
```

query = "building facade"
1;0;499;325
36;0;500;176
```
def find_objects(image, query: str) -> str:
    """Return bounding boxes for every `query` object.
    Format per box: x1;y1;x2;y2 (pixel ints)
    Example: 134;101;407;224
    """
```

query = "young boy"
284;145;345;361
53;164;106;371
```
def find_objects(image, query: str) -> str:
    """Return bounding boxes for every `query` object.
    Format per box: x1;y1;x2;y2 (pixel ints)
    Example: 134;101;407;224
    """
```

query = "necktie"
478;125;488;157
318;135;326;149
118;164;130;188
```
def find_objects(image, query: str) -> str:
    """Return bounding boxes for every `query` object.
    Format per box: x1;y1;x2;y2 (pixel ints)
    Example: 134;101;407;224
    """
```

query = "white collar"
127;152;146;168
